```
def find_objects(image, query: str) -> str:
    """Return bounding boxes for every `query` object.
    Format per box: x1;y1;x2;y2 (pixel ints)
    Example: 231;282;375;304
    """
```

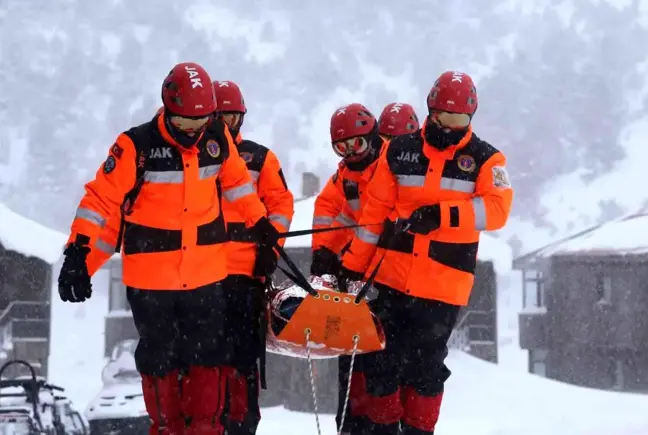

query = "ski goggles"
430;110;472;130
169;115;212;134
332;136;370;159
219;112;244;131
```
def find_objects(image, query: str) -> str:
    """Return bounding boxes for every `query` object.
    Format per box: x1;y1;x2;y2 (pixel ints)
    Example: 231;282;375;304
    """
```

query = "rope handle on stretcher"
273;219;409;301
272;222;382;296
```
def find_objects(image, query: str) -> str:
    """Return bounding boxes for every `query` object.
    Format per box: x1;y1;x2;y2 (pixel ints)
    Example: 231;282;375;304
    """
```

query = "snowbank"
252;351;648;435
0;203;67;264
285;196;512;274
438;351;648;435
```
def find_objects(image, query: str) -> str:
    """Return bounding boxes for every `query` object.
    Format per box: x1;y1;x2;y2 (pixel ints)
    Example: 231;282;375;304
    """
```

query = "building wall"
0;243;52;377
549;256;648;350
519;254;648;392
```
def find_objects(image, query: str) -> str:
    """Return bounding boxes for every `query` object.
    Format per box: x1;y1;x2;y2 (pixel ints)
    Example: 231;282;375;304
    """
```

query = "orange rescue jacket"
68;115;267;290
312;141;386;255
222;135;294;277
341;124;513;306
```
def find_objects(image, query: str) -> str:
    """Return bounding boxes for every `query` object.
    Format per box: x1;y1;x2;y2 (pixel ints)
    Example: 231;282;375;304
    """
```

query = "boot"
142;370;185;435
354;416;400;435
182;366;227;435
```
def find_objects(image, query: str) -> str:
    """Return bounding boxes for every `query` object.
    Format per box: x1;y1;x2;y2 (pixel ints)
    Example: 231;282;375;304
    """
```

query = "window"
596;273;612;304
108;264;129;312
529;349;548;377
522;270;545;309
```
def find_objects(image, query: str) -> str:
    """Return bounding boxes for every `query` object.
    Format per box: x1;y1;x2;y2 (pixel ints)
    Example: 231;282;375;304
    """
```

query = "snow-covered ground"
251;351;648;435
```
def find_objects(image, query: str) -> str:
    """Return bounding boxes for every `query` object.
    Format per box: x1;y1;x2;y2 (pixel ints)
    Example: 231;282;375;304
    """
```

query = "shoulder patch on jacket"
492;166;511;188
103;155;116;174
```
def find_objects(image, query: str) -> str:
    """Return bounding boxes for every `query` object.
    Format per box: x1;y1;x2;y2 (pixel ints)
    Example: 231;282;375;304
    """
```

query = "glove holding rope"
401;204;441;235
58;234;92;303
252;217;281;278
336;266;365;293
310;247;341;276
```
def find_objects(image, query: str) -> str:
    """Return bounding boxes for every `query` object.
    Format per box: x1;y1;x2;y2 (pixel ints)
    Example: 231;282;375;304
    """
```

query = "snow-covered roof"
514;209;648;268
284;196;512;275
284;196;317;249
0;203;67;264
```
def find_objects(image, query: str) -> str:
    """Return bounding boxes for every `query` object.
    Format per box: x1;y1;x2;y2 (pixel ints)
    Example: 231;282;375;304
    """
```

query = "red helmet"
427;71;478;115
330;103;376;143
378;103;420;137
330;103;377;161
161;62;216;117
213;80;247;113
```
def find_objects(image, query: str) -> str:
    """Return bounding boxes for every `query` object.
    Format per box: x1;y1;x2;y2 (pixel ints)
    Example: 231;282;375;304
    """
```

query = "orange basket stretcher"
266;275;386;359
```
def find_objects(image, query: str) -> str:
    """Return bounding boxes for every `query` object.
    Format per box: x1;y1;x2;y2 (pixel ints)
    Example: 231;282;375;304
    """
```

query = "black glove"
336;266;365;293
253;244;278;278
58;235;92;303
310;247;341;276
404;204;441;235
252;217;281;247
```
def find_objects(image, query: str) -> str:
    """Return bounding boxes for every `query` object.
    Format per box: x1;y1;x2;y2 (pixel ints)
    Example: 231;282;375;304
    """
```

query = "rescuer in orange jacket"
309;102;419;434
212;80;294;435
57;62;281;435
338;71;514;434
311;103;383;275
311;102;420;278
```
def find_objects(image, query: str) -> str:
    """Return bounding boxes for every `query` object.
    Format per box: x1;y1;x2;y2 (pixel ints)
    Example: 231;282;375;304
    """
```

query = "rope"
305;329;322;435
337;335;360;435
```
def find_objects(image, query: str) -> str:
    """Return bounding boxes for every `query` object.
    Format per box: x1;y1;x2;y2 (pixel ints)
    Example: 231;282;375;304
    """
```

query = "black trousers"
219;274;266;434
358;285;460;434
127;283;227;377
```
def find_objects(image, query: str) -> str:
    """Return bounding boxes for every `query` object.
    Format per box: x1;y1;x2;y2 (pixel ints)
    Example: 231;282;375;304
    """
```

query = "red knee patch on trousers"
401;387;443;432
365;389;403;425
227;369;249;423
349;372;368;417
141;370;183;433
182;366;227;425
